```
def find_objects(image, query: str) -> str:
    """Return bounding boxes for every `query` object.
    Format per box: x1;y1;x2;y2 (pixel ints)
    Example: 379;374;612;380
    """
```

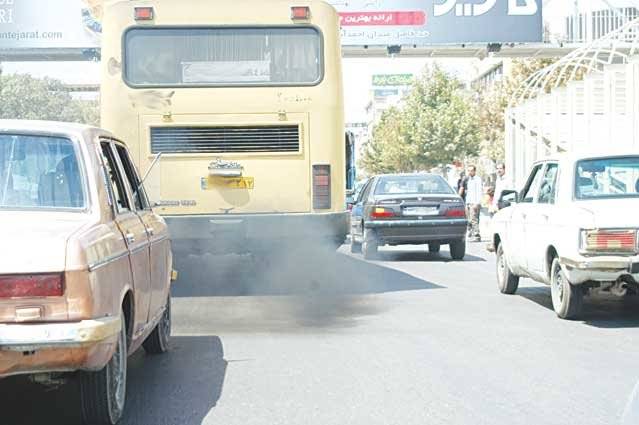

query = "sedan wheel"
550;258;583;320
449;239;466;261
143;296;172;354
362;229;378;260
350;235;362;253
428;243;441;254
80;312;127;425
496;243;519;294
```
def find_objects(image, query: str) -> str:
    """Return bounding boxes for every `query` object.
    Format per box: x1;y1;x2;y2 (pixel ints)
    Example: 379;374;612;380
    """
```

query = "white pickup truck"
490;152;639;320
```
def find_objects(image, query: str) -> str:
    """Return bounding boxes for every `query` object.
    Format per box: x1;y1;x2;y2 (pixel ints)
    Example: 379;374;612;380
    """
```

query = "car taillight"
445;207;466;218
371;207;395;219
313;165;331;209
0;274;64;298
581;229;637;253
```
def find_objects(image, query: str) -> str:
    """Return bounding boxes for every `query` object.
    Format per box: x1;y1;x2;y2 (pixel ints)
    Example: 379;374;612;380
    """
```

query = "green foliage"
475;58;558;164
360;64;480;175
0;73;99;126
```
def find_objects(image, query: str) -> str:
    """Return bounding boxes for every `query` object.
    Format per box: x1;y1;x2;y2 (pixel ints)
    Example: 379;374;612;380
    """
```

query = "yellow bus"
100;0;348;255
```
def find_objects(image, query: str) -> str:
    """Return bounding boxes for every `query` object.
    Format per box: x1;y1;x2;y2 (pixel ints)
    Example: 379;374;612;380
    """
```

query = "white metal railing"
505;16;639;188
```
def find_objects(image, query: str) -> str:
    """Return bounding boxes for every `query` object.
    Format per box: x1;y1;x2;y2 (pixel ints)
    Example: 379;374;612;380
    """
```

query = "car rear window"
0;134;85;210
375;175;455;196
576;156;639;199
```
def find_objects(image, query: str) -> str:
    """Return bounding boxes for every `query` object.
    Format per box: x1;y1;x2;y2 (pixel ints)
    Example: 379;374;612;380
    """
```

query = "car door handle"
146;227;155;236
125;233;136;244
541;214;549;221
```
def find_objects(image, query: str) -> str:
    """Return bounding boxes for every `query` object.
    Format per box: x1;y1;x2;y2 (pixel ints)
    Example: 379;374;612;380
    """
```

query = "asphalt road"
4;241;639;425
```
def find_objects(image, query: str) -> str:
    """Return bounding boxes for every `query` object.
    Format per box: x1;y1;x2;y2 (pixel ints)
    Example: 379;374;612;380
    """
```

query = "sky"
3;0;637;123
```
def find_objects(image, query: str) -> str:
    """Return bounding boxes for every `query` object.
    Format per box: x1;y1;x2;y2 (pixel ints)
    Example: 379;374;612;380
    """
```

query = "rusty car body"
0;120;173;425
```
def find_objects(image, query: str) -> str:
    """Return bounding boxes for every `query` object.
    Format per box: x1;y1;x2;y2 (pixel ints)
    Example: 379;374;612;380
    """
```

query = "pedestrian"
464;165;483;242
490;162;512;214
457;171;467;202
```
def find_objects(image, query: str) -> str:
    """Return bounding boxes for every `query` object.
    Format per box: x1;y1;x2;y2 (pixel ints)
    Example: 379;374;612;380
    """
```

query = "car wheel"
350;237;362;253
496;243;519;294
80;312;127;425
362;229;378;260
550;258;583;320
143;296;171;354
449;239;466;261
428;243;441;254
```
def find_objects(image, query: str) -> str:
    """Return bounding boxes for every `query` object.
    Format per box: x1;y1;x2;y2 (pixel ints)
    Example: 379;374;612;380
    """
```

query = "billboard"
0;0;100;50
328;0;543;46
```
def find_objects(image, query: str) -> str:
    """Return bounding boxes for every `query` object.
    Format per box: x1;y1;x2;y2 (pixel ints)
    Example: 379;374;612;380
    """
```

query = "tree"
0;73;99;126
360;64;481;175
403;65;480;170
360;106;417;174
475;58;558;164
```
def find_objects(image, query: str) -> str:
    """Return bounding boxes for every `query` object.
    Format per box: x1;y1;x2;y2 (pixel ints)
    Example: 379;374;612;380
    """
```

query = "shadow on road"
172;248;443;298
375;248;486;263
517;286;639;328
0;336;227;425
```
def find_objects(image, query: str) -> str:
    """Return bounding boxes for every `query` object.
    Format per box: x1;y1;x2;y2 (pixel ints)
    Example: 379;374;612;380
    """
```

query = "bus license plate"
403;207;438;216
202;177;255;190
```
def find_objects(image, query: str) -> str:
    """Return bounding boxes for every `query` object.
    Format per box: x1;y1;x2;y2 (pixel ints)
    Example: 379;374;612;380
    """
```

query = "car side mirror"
498;190;518;209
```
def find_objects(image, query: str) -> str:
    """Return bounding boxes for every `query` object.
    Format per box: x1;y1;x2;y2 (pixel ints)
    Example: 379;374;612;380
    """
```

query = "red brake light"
584;230;637;252
291;6;311;20
0;274;64;298
313;164;331;209
445;207;466;218
371;207;395;219
134;7;154;21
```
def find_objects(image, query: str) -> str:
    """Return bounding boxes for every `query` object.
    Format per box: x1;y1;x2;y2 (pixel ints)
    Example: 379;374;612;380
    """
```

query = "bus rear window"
124;27;322;87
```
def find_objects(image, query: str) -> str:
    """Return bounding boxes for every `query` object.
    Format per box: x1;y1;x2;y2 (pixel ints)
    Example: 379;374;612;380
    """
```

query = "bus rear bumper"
165;212;349;254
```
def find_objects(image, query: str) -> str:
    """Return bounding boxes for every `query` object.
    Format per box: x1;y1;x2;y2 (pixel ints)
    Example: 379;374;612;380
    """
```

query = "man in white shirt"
491;162;512;213
460;165;483;241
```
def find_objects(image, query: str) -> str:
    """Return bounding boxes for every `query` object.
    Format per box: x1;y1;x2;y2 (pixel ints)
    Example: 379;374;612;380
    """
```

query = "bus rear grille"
150;125;300;154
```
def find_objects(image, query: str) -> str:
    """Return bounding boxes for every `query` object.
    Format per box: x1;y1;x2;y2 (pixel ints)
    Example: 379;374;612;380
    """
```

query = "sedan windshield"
0;134;85;209
375;175;455;196
575;156;639;200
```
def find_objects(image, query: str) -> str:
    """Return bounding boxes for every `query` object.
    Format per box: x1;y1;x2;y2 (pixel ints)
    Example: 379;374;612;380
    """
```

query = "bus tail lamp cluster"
0;274;64;298
291;6;311;20
134;7;154;21
313;165;331;209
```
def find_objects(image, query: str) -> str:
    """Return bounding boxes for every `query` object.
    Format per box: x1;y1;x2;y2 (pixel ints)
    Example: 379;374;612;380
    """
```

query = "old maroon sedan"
0;120;174;425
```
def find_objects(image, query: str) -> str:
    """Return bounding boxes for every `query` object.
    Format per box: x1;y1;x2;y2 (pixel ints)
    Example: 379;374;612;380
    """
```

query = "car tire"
449;239;466;261
350;237;362;253
496;243;519;294
428;243;441;254
362;229;378;260
550;258;583;320
143;296;171;355
80;312;127;425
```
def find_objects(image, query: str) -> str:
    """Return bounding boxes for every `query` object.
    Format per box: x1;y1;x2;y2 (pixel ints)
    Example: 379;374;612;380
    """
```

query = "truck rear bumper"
560;256;639;285
166;212;349;254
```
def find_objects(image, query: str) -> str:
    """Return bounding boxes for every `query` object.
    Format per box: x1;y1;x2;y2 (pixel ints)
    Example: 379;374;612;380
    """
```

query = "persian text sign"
372;74;414;87
329;0;542;46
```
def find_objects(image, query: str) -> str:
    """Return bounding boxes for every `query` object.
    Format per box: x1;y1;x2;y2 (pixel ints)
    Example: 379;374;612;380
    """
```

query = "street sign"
328;0;543;46
372;74;414;87
0;0;100;50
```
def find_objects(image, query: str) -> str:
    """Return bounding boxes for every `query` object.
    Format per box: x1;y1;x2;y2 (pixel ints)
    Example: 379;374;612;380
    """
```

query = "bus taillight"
291;6;311;20
313;165;331;209
134;7;154;21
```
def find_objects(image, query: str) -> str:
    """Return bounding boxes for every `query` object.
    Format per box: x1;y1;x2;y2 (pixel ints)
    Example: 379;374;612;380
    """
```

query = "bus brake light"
134;7;154;21
313;164;331;209
291;6;311;20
